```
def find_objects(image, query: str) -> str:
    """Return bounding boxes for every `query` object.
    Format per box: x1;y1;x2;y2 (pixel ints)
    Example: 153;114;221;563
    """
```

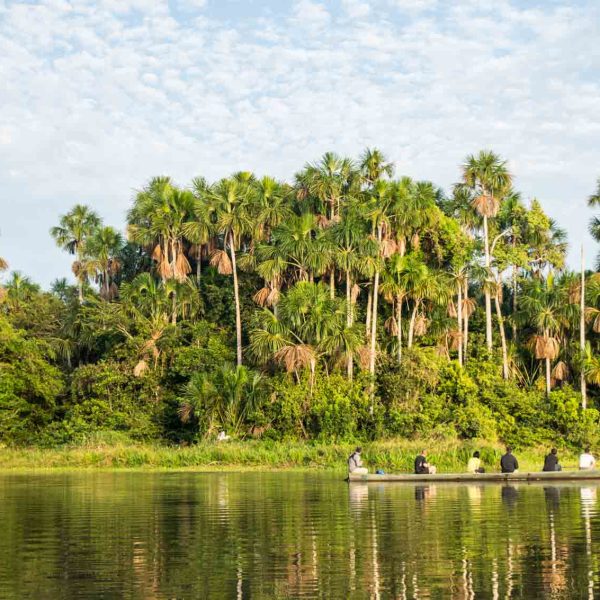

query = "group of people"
347;446;598;476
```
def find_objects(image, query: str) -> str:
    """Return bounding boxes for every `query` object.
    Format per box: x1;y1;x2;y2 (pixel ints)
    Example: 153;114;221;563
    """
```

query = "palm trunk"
171;292;177;325
483;215;493;351
229;232;243;366
545;357;551;398
396;295;403;364
581;245;587;409
346;270;353;381
76;249;84;303
330;269;335;299
494;291;509;379
369;270;380;378
463;278;469;362
196;246;202;285
457;281;463;367
365;285;372;338
408;301;419;348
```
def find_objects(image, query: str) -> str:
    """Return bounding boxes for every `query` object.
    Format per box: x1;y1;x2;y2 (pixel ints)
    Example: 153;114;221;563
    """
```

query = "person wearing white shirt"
579;448;596;470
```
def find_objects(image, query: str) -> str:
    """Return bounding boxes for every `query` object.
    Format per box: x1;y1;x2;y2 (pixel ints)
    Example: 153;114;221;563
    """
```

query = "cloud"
293;0;330;28
1;0;600;285
341;0;371;19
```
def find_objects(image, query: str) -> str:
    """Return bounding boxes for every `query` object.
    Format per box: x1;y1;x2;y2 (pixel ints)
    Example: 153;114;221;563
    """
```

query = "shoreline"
0;438;581;473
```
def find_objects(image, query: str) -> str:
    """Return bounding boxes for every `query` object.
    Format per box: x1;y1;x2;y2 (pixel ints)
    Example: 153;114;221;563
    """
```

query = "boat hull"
347;470;600;483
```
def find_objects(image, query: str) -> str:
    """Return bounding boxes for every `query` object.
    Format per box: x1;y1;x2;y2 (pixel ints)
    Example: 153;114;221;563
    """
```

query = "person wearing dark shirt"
414;450;437;475
500;447;519;473
543;448;562;472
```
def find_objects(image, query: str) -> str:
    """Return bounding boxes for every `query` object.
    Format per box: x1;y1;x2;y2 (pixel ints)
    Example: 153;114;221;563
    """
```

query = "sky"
1;0;599;287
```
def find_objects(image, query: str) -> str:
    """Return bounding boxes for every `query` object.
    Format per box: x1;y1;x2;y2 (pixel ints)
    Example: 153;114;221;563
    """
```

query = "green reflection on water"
0;473;598;599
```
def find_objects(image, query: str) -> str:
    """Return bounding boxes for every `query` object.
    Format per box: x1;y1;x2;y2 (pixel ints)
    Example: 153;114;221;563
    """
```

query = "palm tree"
359;148;394;186
0;257;7;272
380;254;408;364
518;276;568;396
50;204;101;303
328;202;375;378
183;176;213;284
250;282;360;388
86;226;123;301
462;151;512;350
587;177;600;267
296;153;358;297
2;271;40;310
210;175;254;366
128;177;194;283
366;180;396;383
180;365;265;437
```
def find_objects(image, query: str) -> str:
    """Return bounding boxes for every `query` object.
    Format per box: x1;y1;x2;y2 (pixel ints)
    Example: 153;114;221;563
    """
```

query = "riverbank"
0;438;582;472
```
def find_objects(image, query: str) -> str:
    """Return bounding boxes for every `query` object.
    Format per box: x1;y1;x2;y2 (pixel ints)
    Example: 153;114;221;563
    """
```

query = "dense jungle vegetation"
2;149;600;450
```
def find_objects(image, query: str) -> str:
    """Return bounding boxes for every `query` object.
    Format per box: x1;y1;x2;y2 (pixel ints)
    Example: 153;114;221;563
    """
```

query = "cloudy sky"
1;0;599;287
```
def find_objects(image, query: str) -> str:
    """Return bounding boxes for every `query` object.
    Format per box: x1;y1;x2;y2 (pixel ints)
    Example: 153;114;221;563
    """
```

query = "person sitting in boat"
348;447;368;475
415;450;437;475
579;448;596;470
467;451;485;473
543;448;562;472
500;447;519;473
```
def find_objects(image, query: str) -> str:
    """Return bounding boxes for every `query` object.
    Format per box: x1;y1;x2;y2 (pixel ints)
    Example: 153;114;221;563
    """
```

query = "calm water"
0;473;599;599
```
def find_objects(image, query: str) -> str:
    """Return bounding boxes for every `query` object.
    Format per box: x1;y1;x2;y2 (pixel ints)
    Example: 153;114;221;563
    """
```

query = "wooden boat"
347;470;600;483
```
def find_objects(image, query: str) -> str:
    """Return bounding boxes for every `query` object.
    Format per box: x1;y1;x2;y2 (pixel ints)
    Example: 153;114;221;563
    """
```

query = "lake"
0;472;598;598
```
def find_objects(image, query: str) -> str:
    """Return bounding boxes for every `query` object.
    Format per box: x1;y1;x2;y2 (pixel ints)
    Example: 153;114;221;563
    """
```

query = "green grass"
0;436;581;473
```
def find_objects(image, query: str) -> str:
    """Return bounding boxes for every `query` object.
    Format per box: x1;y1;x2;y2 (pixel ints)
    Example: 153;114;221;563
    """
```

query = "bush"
0;317;65;443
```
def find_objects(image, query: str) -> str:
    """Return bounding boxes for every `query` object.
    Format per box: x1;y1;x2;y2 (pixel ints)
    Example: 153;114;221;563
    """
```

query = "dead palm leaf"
210;249;233;275
274;344;315;372
174;252;192;282
411;233;420;250
385;316;399;336
356;345;371;370
447;301;457;319
133;359;149;377
552;360;569;381
414;314;429;337
152;244;162;262
462;297;476;317
267;287;280;306
472;194;499;217
253;286;270;307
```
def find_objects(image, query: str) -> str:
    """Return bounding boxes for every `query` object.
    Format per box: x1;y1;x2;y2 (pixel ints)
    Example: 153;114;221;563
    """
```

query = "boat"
347;470;600;483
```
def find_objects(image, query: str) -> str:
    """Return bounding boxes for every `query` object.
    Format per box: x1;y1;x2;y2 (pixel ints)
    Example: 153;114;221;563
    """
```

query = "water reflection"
0;474;599;598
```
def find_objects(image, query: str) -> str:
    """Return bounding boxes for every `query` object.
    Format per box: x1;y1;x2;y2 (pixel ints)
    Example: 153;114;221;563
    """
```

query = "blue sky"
1;0;599;286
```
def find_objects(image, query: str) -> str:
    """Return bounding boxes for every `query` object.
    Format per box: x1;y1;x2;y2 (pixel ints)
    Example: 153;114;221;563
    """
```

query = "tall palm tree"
587;177;600;267
210;175;254;366
50;204;101;303
518;276;568;397
128;177;194;283
184;176;213;284
329;202;375;378
86;226;123;301
366;180;396;383
250;281;360;389
462;151;512;350
2;271;39;310
296;153;358;297
359;148;394;186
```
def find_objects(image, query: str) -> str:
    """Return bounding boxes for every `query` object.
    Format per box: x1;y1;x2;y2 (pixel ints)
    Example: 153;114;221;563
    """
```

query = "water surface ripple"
0;472;598;598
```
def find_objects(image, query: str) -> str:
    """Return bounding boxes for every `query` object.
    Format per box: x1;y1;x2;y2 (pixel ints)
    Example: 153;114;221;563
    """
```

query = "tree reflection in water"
0;473;598;598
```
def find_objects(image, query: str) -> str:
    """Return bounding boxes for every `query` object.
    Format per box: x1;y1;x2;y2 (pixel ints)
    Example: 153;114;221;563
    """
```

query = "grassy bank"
0;437;582;473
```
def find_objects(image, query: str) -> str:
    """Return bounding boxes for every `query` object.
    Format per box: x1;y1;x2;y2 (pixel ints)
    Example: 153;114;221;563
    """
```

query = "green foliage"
3;149;599;453
59;360;164;442
0;317;64;443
